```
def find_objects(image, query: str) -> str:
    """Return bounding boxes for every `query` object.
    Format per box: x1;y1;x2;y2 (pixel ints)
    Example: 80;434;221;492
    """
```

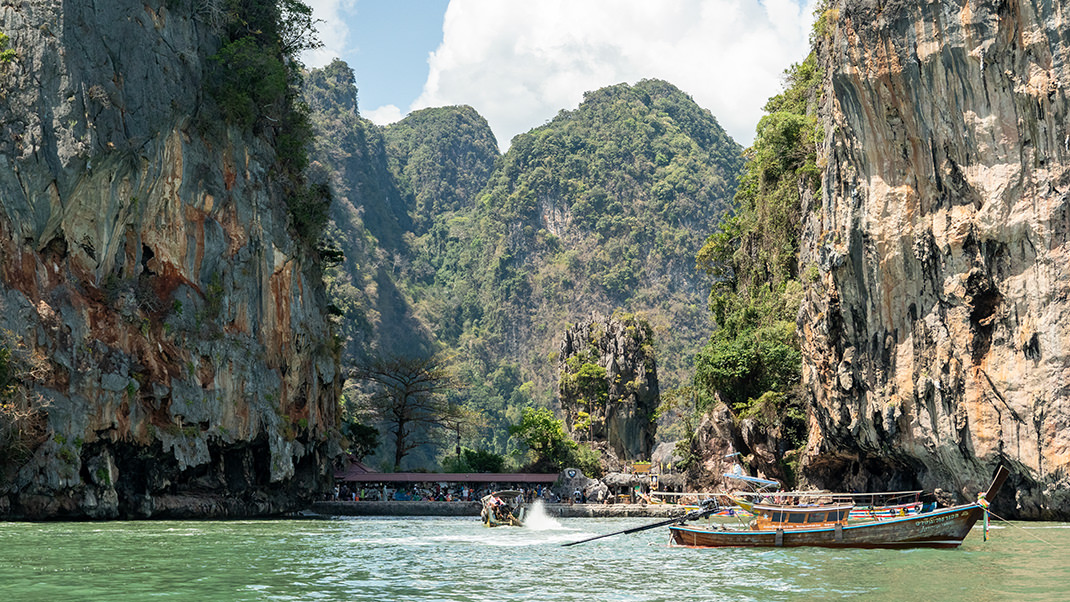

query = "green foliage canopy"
441;447;506;473
340;420;379;460
508;407;600;475
0;32;16;64
694;52;820;415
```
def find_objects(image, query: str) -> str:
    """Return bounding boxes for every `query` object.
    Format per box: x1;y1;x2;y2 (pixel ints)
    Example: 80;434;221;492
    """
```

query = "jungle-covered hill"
304;60;744;464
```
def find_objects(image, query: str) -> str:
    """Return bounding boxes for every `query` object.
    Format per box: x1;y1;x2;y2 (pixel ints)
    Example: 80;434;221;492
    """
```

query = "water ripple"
0;516;1067;600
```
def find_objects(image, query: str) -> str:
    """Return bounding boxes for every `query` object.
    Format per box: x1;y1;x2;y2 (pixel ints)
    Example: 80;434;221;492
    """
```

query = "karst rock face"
559;315;658;463
0;1;339;519
800;0;1070;517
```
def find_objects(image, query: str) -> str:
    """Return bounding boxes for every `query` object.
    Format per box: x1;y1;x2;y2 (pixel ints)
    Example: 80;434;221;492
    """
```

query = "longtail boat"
480;490;526;527
668;467;1008;549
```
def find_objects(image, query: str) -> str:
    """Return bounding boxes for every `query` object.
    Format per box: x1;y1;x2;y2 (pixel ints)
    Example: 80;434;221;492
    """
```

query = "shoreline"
308;500;689;518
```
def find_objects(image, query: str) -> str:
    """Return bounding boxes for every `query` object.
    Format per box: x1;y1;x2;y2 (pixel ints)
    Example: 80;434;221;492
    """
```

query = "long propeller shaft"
561;504;716;547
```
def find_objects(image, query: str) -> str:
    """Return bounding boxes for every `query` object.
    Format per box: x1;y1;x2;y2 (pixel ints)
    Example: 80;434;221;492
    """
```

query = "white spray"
523;499;562;530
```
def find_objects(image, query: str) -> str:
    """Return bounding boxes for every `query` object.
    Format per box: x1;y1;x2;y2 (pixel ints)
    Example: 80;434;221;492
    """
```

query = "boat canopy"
751;503;855;526
723;473;780;488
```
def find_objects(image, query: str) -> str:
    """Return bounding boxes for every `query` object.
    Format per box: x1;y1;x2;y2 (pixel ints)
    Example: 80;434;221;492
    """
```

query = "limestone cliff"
559;315;658;464
800;0;1070;517
0;0;339;519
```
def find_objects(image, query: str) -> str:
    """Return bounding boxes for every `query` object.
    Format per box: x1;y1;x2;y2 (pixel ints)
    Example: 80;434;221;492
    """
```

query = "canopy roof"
723;473;780;488
336;467;558;484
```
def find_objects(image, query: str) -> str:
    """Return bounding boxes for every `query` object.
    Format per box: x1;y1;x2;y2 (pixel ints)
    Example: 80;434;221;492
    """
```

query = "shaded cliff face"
0;1;339;518
304;61;436;365
801;0;1070;517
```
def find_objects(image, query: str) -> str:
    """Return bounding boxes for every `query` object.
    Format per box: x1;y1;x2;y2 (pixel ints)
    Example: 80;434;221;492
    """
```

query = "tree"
0;332;51;482
441;447;506;473
339;420;378;461
656;386;699;472
509;407;577;471
559;358;608;441
507;406;601;476
0;32;16;64
352;354;463;471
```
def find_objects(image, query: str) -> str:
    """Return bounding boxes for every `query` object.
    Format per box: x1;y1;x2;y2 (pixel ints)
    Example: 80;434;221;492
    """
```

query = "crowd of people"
328;483;561;503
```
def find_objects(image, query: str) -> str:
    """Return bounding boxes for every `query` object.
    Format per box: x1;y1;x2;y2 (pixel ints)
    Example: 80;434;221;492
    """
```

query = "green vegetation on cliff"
304;65;744;469
408;79;742;462
205;0;328;248
431;80;743;394
0;32;16;64
303;60;433;368
383;106;500;234
691;53;821;475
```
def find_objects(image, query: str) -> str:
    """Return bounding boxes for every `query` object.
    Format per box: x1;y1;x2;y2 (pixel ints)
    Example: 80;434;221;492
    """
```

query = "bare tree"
0;331;51;479
352;354;463;471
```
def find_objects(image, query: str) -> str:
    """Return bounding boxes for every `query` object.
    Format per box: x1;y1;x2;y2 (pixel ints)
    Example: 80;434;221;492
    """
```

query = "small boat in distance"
480;490;526;527
669;466;1009;549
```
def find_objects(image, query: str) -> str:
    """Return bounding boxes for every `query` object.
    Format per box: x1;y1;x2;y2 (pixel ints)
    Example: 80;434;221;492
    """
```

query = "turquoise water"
0;510;1065;601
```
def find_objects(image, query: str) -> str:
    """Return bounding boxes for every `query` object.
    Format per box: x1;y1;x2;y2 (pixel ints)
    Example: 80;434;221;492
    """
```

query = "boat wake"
523;500;563;531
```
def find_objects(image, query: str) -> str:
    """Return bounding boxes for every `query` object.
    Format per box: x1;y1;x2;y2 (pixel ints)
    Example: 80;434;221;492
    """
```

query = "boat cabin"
749;503;853;530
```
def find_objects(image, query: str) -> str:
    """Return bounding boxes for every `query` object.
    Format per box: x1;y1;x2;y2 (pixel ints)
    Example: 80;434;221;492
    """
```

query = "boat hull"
669;504;984;549
482;510;524;527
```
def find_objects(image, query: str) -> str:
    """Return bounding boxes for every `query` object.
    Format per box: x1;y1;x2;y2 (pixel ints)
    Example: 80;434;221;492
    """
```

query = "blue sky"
318;0;448;120
303;0;819;150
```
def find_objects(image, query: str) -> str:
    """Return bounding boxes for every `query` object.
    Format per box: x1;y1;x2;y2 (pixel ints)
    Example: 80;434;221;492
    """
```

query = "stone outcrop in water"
799;0;1070;517
0;0;339;519
558;314;658;463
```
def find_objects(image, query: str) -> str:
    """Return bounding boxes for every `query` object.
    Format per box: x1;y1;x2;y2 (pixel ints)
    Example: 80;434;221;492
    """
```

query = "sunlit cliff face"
798;0;1070;518
0;0;338;519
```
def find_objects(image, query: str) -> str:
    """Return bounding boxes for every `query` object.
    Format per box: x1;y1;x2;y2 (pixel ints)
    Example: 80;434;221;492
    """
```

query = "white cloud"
301;0;356;68
365;105;404;125
414;0;819;149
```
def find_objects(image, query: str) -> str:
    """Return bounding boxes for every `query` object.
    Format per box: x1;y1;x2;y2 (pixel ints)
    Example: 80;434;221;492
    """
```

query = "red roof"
335;468;558;484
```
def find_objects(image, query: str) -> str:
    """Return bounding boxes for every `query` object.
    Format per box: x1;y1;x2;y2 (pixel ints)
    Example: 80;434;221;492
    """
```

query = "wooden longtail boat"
668;467;1009;549
480;490;526;527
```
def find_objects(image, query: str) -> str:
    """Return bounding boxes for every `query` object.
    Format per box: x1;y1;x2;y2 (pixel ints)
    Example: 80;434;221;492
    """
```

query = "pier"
308;500;689;518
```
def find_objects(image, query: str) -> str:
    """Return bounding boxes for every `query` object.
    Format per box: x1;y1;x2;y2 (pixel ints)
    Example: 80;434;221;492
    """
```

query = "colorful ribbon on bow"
978;492;990;541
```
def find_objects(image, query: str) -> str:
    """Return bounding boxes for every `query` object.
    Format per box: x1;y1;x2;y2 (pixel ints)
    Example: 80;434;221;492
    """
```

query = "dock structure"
336;465;560;488
308;500;689;518
319;462;690;518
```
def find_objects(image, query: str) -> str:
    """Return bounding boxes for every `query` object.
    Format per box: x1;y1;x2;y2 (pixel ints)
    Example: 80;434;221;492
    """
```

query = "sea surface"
0;503;1065;601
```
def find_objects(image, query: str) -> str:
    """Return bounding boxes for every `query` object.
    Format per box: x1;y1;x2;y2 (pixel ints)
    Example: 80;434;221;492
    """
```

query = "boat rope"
982;506;1059;549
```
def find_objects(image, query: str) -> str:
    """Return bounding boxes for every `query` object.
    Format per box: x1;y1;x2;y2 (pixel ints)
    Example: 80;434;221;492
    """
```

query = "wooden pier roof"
336;464;559;484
